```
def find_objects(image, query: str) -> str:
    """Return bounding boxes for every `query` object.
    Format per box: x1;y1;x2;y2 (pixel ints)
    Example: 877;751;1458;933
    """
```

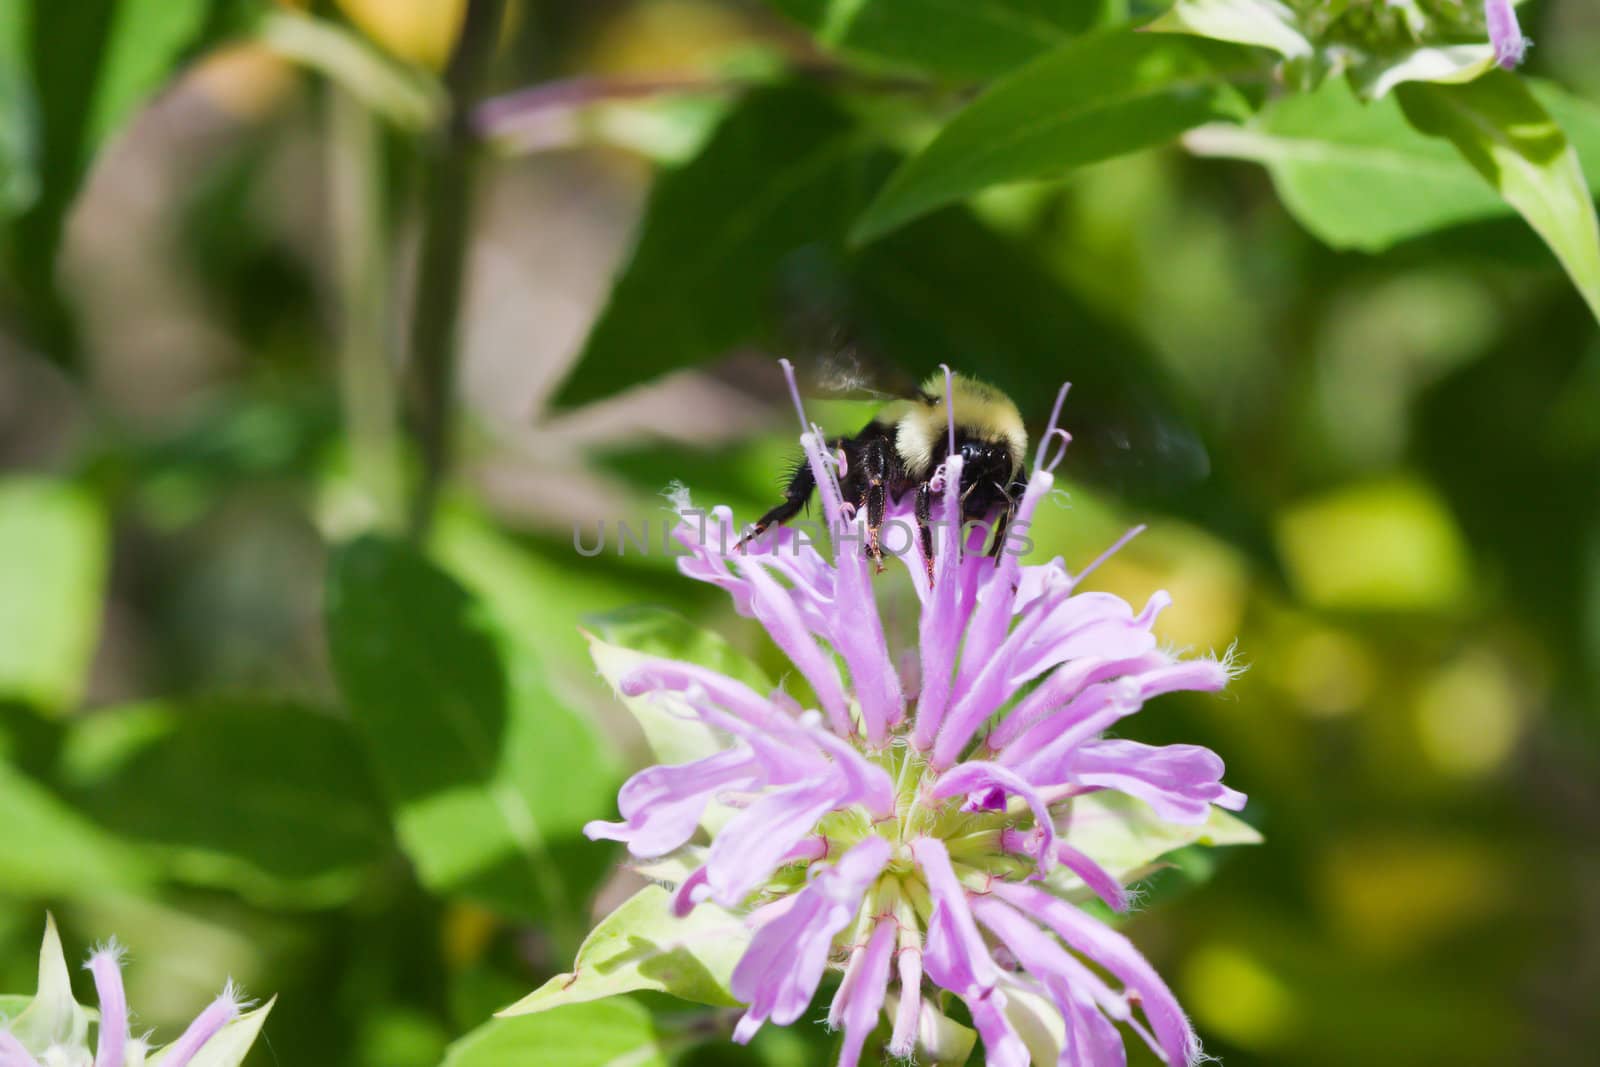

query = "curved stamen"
1034;381;1071;471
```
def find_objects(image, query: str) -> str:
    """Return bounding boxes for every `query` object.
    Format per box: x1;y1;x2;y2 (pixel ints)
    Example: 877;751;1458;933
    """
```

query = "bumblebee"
741;372;1028;573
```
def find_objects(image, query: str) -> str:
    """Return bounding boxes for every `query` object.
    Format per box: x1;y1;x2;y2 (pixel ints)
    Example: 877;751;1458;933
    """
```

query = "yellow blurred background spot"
1413;650;1525;778
1182;942;1299;1050
1275;479;1471;612
1320;835;1507;961
337;0;468;71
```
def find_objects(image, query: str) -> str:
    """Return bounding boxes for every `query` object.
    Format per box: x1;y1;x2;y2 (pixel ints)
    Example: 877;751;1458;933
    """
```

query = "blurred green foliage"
1;1;1598;1065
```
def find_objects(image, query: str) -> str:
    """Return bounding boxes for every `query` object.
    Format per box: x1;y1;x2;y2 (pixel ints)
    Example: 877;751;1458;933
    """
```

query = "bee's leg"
986;477;1029;559
736;458;816;552
861;437;891;571
987;502;1013;559
915;483;936;585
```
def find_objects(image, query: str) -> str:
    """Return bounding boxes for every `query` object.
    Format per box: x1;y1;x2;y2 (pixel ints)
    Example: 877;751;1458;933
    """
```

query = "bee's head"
954;436;1018;519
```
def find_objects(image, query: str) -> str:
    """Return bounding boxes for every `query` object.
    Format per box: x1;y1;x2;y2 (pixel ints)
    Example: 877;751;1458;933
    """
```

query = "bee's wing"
807;352;900;404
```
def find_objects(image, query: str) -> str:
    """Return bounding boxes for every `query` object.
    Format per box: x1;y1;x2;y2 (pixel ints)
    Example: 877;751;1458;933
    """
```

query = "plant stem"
405;0;505;542
330;85;403;532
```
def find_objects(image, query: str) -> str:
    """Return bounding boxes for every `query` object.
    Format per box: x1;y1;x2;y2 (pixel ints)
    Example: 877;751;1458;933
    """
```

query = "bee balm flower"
0;917;270;1067
583;367;1249;1065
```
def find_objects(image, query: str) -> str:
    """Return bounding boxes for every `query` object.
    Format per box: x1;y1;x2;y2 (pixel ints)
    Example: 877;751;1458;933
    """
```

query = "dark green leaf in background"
326;536;618;937
842;207;1276;561
0;762;152;896
853;28;1257;243
444;999;666;1067
549;86;883;409
0;1;37;217
63;700;390;908
3;0;219;362
0;478;108;714
763;0;1114;81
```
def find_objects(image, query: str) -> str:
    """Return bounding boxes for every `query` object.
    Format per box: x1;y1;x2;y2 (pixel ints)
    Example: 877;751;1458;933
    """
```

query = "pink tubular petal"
731;837;890;1038
583;747;758;857
618;660;818;765
1484;0;1527;69
733;557;853;737
672;866;711;917
799;425;847;534
974;898;1125;1022
830;518;904;745
986;652;1164;754
1068;740;1246;825
993;882;1201;1067
911;837;998;993
87;944;128;1067
965;987;1031;1067
159;983;244;1067
832;916;898;1067
888;941;924;1057
1001;684;1143;782
708;783;842;907
930;763;1055;877
1055;841;1131;913
0;1033;43;1067
912;455;967;749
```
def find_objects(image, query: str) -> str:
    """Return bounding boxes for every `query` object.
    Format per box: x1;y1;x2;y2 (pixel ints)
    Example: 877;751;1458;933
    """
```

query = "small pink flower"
585;365;1248;1065
1;917;269;1067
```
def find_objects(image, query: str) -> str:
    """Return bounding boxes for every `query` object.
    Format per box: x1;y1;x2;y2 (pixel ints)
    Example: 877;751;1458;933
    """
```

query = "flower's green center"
770;744;1042;924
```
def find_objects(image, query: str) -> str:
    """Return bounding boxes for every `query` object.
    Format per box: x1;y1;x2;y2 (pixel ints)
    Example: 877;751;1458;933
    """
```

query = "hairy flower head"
584;366;1250;1065
0;917;270;1067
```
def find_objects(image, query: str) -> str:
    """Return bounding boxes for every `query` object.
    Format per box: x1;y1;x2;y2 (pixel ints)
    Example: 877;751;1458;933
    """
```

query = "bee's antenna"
1035;381;1072;471
939;363;957;459
778;358;810;433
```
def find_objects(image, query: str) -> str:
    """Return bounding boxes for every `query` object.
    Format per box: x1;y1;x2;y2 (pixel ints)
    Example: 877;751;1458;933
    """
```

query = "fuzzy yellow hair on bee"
891;372;1028;481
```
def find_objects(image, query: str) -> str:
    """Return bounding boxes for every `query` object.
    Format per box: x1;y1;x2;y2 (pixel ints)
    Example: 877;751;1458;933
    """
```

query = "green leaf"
7;915;90;1056
1186;78;1600;255
1184;77;1504;250
549;86;881;408
1346;43;1495;100
86;0;211;147
0;2;38;216
0;478;108;713
446;1000;666;1067
326;536;618;933
1047;793;1260;900
763;0;1110;80
853;28;1255;243
0;762;152;897
1146;0;1313;59
7;0;222;361
64;700;390;908
843;207;1277;563
149;999;274;1067
501;884;747;1015
1397;73;1600;322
